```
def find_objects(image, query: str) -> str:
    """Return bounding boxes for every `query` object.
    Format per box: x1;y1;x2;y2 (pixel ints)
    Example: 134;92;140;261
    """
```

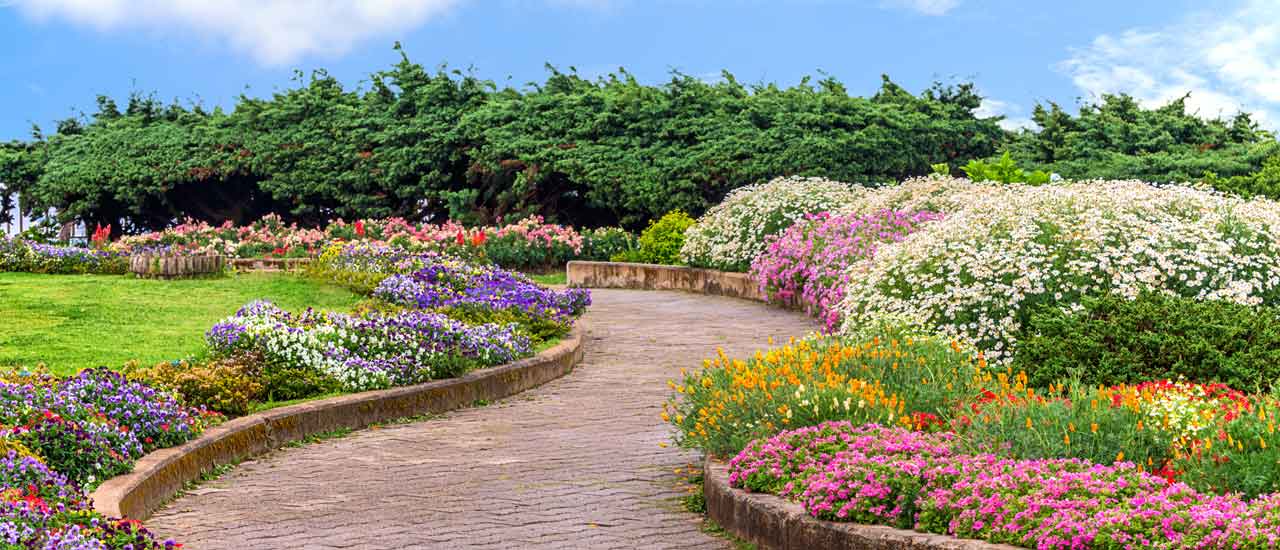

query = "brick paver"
147;289;815;549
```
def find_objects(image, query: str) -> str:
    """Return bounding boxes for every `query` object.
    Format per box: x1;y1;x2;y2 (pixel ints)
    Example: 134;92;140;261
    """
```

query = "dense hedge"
1013;291;1280;391
5;52;1276;234
1003;94;1277;185
0;50;1004;232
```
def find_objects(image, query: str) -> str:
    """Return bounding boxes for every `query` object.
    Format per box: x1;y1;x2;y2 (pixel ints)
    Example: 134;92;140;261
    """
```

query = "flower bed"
680;176;865;272
1;236;128;275
835;179;1280;365
669;330;1280;548
110;214;635;270
0;368;215;548
728;422;1280;549
181;244;591;408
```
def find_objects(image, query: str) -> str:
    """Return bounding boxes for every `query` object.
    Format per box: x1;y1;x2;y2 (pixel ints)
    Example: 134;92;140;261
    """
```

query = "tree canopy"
0;50;1003;231
3;49;1276;233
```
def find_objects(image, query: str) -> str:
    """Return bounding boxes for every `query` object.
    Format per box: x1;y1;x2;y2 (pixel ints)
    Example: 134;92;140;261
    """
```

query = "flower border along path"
703;459;1017;550
571;261;1020;550
91;326;585;521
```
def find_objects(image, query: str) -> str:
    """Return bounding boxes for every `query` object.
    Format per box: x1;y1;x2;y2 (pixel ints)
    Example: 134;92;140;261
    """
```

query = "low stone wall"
704;459;1018;550
130;255;225;278
91;326;586;521
228;257;312;272
566;261;765;302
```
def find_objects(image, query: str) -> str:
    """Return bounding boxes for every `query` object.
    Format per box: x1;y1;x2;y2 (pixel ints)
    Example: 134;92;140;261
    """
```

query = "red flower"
91;224;112;248
472;231;487;247
455;231;465;246
354;220;366;237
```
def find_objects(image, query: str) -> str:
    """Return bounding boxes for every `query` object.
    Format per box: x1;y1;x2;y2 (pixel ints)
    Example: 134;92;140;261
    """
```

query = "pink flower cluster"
113;214;585;259
750;210;943;331
729;422;1280;549
491;215;584;253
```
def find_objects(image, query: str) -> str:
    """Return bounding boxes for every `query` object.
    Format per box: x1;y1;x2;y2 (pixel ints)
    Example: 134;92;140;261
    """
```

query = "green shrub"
441;304;570;344
1203;153;1280;200
611;210;695;265
482;233;575;270
125;353;266;417
261;366;343;402
580;227;637;261
961;152;1050;184
1012;291;1280;391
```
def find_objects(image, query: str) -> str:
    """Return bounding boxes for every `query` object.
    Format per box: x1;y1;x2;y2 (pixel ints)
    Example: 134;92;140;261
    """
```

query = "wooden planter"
130;255;226;279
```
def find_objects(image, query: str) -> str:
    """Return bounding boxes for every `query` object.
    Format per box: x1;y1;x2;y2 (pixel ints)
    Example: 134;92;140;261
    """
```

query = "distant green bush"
1203;154;1280;200
960;152;1050;184
611;210;695;265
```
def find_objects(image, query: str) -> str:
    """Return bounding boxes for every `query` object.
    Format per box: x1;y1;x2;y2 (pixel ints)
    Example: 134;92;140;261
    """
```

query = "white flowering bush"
207;300;533;392
835;179;1280;363
680;176;866;272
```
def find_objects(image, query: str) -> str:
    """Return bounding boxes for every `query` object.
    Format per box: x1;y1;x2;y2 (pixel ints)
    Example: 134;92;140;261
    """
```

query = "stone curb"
704;459;1020;550
566;261;765;302
91;326;586;521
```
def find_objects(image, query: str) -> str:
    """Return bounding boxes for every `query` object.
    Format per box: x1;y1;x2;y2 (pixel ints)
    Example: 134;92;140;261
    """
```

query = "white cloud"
1061;0;1280;127
881;0;960;16
10;0;463;65
975;98;1036;131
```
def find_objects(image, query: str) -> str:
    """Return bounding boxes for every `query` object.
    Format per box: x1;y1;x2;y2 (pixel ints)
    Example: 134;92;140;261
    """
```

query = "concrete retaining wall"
566;261;765;302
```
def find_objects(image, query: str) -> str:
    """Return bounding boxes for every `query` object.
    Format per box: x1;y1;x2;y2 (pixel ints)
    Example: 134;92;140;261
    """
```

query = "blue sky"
0;0;1275;143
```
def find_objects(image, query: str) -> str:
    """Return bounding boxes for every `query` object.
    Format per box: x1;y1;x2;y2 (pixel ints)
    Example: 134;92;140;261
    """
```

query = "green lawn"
526;270;567;286
0;272;362;375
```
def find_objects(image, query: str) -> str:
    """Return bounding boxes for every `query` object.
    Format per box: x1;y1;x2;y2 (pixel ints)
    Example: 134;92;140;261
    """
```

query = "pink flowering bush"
113;214;619;269
750;210;943;331
729;421;1280;549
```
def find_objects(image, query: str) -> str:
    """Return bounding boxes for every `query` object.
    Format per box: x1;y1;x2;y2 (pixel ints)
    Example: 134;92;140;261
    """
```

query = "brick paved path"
147;289;814;549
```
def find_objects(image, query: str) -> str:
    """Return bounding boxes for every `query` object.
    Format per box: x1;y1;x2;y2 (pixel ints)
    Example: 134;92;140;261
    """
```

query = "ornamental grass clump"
681;176;866;272
729;422;1280;549
751;210;943;331
836;179;1280;364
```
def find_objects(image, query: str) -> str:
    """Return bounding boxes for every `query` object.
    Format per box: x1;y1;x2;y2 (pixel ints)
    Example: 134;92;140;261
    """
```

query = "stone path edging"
567;260;765;301
704;459;1020;550
90;326;585;521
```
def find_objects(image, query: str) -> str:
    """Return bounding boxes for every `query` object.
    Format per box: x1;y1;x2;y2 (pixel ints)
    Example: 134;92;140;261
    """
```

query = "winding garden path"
146;289;814;549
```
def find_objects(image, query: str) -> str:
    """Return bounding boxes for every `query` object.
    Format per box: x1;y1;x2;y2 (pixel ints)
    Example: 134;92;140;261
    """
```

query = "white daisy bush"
680;176;866;272
835;177;1280;363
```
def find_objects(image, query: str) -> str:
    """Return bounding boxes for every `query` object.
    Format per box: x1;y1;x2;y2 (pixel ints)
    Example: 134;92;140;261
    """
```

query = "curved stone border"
91;326;586;521
704;459;1018;550
566;260;765;302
